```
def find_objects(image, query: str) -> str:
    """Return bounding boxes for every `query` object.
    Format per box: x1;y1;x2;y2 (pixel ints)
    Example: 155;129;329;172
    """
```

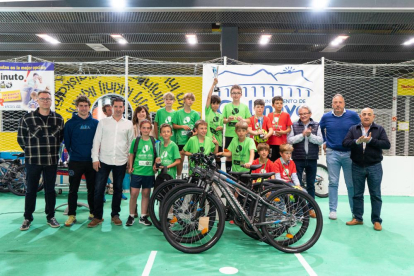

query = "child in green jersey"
205;78;224;168
222;84;252;172
172;92;200;178
158;123;181;179
126;120;158;227
183;120;219;173
217;121;256;172
154;92;176;142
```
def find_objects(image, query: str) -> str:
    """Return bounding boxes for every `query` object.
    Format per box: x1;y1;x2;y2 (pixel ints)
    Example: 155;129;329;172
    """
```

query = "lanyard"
255;116;263;130
259;159;268;172
273;112;282;129
280;158;293;182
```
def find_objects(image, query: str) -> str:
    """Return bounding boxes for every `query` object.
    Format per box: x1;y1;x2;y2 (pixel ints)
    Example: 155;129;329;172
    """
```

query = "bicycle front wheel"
8;168;27;196
314;164;329;198
160;187;225;254
260;188;323;253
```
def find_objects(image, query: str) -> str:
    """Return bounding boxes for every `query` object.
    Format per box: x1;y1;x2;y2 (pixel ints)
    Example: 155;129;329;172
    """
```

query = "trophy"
212;66;220;93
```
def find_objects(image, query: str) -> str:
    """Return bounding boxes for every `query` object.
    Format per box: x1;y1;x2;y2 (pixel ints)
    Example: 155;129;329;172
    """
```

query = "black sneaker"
47;217;60;228
20;219;31;231
139;216;152;226
126;216;135;226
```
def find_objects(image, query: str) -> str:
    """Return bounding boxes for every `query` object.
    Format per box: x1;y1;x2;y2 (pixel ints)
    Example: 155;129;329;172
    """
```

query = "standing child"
159;123;181;179
267;96;292;161
248;99;273;158
154;92;176;142
217;121;256;172
126;120;158;227
205;78;224;168
273;143;301;187
183;120;219;173
172;93;200;178
222;85;252;172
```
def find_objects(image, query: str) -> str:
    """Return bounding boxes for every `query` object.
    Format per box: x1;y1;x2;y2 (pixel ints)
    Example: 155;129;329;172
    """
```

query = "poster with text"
0;62;55;111
202;64;324;122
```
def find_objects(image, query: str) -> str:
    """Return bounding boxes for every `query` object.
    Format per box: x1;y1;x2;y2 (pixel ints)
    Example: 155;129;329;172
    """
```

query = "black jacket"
342;122;390;167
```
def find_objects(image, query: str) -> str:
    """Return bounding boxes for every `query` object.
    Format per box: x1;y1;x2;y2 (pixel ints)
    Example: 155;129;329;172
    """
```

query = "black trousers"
67;161;96;216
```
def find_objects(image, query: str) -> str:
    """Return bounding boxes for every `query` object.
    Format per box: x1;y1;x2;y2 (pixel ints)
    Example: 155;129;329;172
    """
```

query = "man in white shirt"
88;97;134;227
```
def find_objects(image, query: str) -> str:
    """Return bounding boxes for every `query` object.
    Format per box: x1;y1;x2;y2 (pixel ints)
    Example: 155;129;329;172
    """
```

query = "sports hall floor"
0;192;413;276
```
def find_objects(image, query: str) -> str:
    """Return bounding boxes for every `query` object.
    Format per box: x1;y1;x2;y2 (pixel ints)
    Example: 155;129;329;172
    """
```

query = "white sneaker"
329;211;337;220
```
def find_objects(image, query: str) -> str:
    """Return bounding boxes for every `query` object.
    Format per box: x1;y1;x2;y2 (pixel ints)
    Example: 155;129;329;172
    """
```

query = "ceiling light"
111;0;126;9
402;38;414;46
259;35;272;45
110;34;128;44
186;34;198;45
86;44;110;52
330;35;349;46
311;0;329;10
36;34;61;44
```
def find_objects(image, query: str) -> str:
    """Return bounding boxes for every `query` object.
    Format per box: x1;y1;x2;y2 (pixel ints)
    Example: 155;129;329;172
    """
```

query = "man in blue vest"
288;105;323;218
320;94;360;220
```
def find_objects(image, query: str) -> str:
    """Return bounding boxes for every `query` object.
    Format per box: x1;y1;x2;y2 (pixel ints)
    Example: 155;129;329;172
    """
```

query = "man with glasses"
288;105;323;218
320;94;360;220
17;90;65;230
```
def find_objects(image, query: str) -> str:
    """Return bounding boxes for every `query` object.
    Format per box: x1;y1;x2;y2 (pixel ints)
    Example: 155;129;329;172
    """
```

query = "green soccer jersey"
129;138;155;176
228;137;256;172
222;103;251;138
159;140;181;179
155;107;176;143
183;135;216;175
205;106;224;147
172;109;200;145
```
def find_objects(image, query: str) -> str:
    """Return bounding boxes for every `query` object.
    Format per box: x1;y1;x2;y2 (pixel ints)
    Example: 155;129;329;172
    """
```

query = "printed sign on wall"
202;65;324;122
0;62;55;110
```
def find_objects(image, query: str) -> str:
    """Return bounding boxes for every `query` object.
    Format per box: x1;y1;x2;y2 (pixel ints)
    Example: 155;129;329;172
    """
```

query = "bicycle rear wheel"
148;179;188;231
260;188;323;253
160;187;225;254
314;164;329;198
7;167;27;196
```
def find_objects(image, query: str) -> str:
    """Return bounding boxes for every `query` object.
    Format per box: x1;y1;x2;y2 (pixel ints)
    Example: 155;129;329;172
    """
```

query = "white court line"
295;253;317;276
142;251;157;276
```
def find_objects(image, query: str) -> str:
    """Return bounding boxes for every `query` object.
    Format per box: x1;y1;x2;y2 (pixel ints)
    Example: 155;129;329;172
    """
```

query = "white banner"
0;62;55;111
202;64;324;122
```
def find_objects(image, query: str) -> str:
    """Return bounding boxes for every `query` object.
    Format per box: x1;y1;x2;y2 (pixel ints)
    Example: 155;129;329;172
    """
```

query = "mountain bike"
159;153;323;254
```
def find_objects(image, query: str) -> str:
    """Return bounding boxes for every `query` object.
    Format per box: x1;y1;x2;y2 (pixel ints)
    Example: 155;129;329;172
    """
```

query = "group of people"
16;78;390;232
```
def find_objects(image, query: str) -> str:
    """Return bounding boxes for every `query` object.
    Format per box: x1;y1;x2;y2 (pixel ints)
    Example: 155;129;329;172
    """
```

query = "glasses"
38;98;52;102
231;92;242;95
299;112;310;116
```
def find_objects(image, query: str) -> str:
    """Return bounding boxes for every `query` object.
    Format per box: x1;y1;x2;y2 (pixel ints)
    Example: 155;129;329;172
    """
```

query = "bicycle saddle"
240;172;275;180
12;153;24;157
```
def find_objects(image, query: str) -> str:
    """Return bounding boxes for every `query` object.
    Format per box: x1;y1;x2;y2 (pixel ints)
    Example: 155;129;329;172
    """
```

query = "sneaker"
47;217;60;228
139;216;152;226
122;194;128;200
126;216;135;226
65;215;77;227
329;211;337;220
309;210;316;219
20;219;31;231
229;220;235;225
88;218;104;228
88;214;94;221
111;215;122;226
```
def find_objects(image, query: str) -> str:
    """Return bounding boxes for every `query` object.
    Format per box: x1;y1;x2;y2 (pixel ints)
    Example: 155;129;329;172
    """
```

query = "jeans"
93;162;127;219
67;161;96;216
24;163;58;221
352;162;383;224
326;148;354;213
294;159;317;199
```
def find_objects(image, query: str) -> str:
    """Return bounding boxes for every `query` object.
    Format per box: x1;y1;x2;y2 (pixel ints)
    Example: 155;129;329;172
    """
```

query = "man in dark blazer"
342;108;390;231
